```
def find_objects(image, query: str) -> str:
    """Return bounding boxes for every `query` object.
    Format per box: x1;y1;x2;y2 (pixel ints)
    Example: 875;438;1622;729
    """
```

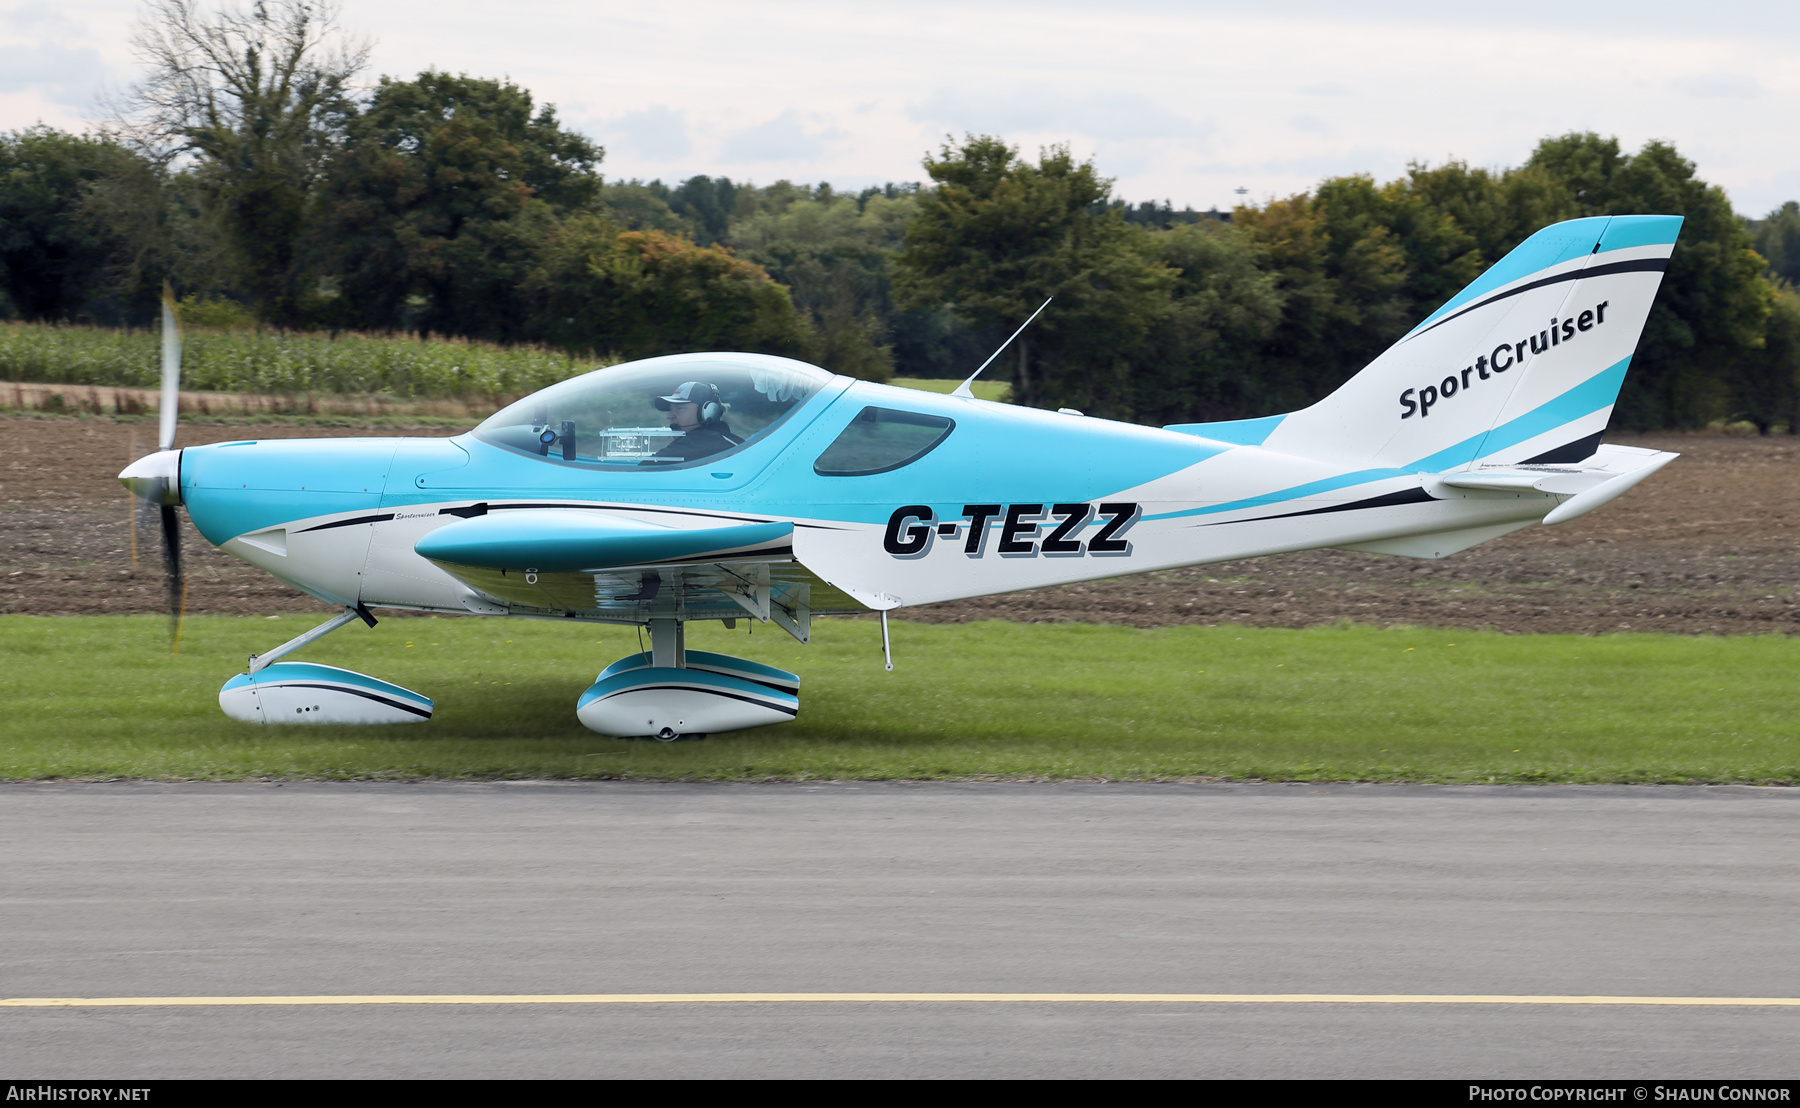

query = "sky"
3;0;1797;216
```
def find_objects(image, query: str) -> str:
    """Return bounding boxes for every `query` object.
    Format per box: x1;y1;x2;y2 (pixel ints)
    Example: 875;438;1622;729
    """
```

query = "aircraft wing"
414;508;864;640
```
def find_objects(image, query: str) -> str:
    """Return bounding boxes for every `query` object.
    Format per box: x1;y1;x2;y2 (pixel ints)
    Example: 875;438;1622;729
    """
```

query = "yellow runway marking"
5;993;1800;1009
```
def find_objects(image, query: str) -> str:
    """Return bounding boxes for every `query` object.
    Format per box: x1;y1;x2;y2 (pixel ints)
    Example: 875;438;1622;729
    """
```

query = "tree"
732;190;916;380
307;70;601;340
1400;159;1574;275
124;0;369;322
893;135;1170;412
523;217;812;360
1750;201;1800;287
665;175;739;246
0;127;161;322
1526;133;1771;428
595;180;693;236
1230;174;1482;410
1729;285;1800;434
1214;136;1775;429
1129;220;1285;423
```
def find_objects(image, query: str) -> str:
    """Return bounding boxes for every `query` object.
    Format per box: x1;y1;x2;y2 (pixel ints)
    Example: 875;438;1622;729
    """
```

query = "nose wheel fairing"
220;662;434;725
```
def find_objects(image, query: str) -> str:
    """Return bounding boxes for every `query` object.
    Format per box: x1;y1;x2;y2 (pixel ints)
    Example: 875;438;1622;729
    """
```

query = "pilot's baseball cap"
655;381;718;409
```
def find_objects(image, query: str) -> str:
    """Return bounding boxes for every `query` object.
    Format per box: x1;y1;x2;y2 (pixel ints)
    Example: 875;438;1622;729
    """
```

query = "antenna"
952;297;1052;399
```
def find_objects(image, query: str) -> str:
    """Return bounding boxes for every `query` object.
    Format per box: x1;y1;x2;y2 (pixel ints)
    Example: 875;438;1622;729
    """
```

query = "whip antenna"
952;297;1052;399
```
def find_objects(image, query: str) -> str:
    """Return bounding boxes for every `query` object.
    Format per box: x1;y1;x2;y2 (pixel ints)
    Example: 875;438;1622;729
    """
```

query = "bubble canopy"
472;353;836;469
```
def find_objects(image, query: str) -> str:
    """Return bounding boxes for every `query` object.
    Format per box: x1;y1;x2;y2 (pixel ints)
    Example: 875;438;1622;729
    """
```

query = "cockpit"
472;354;835;469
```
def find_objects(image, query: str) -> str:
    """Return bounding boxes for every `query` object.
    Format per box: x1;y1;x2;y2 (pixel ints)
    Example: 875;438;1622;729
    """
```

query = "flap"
414;509;793;573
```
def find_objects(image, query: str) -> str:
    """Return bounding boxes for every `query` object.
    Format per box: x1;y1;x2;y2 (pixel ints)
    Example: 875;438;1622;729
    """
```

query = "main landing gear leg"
648;617;685;669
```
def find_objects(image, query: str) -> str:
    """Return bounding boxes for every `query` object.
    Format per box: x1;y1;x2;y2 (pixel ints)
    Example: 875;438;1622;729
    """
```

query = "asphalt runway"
2;782;1797;1078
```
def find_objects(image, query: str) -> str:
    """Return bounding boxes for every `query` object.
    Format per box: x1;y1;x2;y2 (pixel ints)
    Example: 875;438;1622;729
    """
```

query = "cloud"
1239;147;1411;181
1;2;84;36
909;86;1211;144
1671;72;1761;98
0;42;106;107
608;105;691;160
717;110;843;164
1290;114;1331;135
1299;81;1351;96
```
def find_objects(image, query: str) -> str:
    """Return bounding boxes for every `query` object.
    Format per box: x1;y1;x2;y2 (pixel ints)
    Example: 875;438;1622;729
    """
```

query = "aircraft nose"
120;449;183;505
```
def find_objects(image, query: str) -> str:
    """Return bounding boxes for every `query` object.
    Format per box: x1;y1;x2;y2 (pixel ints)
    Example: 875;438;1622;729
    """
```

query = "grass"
890;376;1012;403
3;615;1797;783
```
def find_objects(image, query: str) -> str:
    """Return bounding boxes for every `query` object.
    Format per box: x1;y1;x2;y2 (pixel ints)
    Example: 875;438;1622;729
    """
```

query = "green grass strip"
889;377;1012;402
2;615;1796;783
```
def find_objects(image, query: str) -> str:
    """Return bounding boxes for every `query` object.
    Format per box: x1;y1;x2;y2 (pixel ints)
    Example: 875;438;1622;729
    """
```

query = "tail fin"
1260;215;1681;470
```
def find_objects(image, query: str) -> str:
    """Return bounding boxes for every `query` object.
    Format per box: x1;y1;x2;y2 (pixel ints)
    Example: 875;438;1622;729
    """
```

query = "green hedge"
0;323;611;399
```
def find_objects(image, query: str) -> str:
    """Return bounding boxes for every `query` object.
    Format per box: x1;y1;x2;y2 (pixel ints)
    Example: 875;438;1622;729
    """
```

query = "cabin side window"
813;407;955;477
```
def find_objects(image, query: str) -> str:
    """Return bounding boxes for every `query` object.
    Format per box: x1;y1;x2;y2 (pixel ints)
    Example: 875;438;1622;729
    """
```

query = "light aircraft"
122;214;1683;738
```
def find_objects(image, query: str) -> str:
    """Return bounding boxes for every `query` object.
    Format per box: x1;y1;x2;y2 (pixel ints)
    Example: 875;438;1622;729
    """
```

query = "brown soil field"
3;414;1796;634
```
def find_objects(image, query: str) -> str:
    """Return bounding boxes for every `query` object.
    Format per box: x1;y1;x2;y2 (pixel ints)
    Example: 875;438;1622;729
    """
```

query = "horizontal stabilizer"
1540;449;1678;525
1440;469;1597;494
415;509;793;573
1438;443;1677;511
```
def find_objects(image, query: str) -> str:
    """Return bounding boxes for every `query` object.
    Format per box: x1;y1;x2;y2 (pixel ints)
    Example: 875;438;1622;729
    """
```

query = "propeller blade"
159;282;181;453
160;502;185;650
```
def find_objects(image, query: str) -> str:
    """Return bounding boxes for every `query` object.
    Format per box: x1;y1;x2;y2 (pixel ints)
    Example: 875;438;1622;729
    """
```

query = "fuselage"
173;367;1561;621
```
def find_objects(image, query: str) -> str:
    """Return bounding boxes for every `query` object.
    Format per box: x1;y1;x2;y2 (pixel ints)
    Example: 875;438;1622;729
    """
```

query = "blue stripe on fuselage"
1163;413;1286;445
1142;355;1632;523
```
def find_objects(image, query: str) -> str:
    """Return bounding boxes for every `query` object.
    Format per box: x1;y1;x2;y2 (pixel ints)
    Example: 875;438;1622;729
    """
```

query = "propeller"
120;283;186;650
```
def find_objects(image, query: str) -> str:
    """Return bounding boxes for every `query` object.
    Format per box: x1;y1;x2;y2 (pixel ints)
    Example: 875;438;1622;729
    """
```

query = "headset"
657;381;725;423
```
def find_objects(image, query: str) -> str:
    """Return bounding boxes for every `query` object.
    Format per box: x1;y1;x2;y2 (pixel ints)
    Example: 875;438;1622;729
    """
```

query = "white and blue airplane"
122;214;1683;738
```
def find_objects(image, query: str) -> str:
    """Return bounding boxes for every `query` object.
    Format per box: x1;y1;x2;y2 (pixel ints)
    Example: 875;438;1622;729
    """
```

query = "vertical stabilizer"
1260;215;1681;470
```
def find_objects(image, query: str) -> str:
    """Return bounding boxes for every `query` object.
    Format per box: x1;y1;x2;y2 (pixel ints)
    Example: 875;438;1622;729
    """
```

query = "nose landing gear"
219;604;432;725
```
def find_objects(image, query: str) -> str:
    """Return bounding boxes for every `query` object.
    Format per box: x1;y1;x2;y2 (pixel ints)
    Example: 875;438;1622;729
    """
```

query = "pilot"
644;381;743;464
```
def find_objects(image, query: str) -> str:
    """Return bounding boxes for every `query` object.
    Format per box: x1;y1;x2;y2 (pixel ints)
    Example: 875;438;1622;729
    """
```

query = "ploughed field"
3;414;1797;635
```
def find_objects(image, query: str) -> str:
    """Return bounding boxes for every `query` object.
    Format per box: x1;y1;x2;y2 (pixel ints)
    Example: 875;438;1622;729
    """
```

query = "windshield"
473;354;835;469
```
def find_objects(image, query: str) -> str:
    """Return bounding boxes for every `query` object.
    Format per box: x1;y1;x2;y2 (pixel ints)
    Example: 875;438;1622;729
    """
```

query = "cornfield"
0;323;612;399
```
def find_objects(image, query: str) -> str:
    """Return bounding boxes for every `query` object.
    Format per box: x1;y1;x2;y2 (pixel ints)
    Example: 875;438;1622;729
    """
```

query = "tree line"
897;134;1800;431
2;0;1797;430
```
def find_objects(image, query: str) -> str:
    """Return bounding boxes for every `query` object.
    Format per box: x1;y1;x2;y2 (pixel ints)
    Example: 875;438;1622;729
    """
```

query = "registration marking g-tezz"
884;503;1142;559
